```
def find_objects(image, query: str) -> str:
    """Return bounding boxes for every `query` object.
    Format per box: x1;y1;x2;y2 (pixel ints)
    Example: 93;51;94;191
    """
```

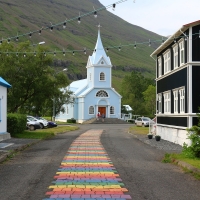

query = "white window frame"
158;57;162;77
100;72;105;81
110;106;115;115
89;106;94;115
66;106;69;115
157;93;162;113
89;73;92;81
179;40;185;65
163;50;171;74
96;90;108;97
163;91;171;114
173;90;178;114
179;87;185;113
173;44;178;69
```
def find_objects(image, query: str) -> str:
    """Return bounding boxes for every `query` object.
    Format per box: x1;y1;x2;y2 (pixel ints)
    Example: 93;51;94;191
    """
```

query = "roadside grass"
163;153;200;169
129;125;149;135
13;126;79;139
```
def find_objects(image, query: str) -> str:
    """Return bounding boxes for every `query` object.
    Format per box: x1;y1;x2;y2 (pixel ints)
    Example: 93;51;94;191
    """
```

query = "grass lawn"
129;125;149;135
13;126;79;140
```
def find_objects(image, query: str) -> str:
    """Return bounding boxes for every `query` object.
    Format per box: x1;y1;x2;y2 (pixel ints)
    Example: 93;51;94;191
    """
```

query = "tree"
0;41;72;116
143;85;156;117
120;71;154;116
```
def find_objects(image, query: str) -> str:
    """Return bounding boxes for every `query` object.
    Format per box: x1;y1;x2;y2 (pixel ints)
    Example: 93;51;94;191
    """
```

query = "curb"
0;140;40;163
175;160;200;174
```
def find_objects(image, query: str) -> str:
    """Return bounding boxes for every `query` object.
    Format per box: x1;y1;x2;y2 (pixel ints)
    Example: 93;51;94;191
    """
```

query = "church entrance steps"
88;118;130;124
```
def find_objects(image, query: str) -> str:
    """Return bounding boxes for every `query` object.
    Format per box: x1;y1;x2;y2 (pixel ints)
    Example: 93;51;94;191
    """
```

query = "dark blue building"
151;20;200;146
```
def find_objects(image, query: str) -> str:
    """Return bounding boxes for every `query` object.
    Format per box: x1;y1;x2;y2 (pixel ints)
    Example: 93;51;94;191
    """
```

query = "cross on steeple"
97;23;102;31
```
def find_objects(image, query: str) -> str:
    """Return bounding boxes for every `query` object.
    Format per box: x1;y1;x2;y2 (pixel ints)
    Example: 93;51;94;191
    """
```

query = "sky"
98;0;200;36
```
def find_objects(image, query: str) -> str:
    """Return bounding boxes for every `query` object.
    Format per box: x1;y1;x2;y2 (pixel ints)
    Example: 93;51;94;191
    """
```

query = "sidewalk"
0;138;39;163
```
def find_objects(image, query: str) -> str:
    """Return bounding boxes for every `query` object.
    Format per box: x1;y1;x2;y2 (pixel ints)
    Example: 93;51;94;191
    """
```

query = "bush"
67;118;76;123
182;127;200;158
7;113;26;136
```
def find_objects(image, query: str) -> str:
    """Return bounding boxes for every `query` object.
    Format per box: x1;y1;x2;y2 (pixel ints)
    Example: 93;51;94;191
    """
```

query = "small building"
56;29;122;123
0;77;11;141
151;20;200;146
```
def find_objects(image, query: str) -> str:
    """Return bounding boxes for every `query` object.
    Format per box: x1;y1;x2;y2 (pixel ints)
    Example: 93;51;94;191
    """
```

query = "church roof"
89;30;111;66
0;77;11;88
68;79;87;94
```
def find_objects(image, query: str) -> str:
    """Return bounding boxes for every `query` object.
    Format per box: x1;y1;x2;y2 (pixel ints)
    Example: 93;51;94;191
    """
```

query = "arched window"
110;106;114;114
96;90;108;97
89;73;92;81
100;72;105;81
66;106;69;114
89;106;94;114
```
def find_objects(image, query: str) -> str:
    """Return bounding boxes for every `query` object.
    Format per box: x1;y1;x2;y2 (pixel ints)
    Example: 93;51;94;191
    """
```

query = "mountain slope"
0;0;161;90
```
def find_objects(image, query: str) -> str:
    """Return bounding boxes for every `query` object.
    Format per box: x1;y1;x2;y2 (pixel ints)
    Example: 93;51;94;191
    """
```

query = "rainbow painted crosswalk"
44;130;132;200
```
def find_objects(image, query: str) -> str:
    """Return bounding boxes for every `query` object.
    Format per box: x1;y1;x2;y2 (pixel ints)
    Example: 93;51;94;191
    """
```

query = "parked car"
27;115;48;129
135;117;155;127
47;121;57;128
35;117;57;128
27;119;41;131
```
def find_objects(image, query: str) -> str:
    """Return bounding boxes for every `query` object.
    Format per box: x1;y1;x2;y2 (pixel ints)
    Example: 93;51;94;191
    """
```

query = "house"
0;77;11;141
150;20;200;146
121;105;133;121
56;29;122;123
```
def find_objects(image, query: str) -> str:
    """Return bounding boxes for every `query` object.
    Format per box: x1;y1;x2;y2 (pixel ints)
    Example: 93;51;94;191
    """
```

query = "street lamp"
52;68;68;122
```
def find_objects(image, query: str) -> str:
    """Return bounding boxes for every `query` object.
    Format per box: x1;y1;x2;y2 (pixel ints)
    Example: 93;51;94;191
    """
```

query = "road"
0;124;199;200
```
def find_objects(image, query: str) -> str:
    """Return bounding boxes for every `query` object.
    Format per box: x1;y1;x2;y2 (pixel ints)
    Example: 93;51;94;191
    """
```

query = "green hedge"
67;118;76;123
7;113;26;136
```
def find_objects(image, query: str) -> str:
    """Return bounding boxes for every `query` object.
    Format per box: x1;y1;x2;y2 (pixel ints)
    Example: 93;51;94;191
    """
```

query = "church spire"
90;25;111;66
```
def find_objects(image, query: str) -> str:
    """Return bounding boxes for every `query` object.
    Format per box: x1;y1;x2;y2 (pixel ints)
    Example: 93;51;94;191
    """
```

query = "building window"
163;91;171;114
100;72;105;81
158;57;162;77
96;90;108;97
157;93;162;113
89;106;94;114
89;73;92;81
66;106;69;115
173;90;178;113
179;40;185;65
110;106;114;114
164;50;171;74
173;45;178;69
179;88;185;113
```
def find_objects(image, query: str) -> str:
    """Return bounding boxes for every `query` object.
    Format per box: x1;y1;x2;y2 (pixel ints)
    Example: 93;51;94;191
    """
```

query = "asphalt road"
0;124;199;200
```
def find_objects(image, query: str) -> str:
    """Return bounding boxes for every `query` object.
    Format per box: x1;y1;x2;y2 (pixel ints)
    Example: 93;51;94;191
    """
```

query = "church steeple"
89;26;111;66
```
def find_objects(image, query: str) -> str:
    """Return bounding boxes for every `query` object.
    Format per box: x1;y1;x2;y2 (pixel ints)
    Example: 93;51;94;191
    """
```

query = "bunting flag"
44;129;132;200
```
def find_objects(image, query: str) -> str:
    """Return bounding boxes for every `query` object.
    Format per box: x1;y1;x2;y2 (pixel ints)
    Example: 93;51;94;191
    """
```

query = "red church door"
98;107;106;117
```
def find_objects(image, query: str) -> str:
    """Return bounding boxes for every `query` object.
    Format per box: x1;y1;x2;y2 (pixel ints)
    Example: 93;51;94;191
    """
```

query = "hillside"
0;0;162;91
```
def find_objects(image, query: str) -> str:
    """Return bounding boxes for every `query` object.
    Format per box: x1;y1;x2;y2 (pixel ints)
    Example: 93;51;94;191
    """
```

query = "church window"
100;72;105;81
101;61;104;64
89;73;92;81
66;106;69;115
96;90;108;97
110;106;114;114
89;106;94;114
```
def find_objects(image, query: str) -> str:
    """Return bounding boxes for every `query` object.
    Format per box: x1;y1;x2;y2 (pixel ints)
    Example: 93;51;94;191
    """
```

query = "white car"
27;115;48;129
135;117;155;127
27;119;41;131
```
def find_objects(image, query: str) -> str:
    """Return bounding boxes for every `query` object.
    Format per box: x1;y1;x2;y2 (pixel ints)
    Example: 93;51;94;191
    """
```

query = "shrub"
67;118;76;123
7;113;26;136
182;112;200;158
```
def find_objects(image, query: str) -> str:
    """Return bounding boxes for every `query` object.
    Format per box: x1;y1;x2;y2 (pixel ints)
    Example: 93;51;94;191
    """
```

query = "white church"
56;29;122;123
